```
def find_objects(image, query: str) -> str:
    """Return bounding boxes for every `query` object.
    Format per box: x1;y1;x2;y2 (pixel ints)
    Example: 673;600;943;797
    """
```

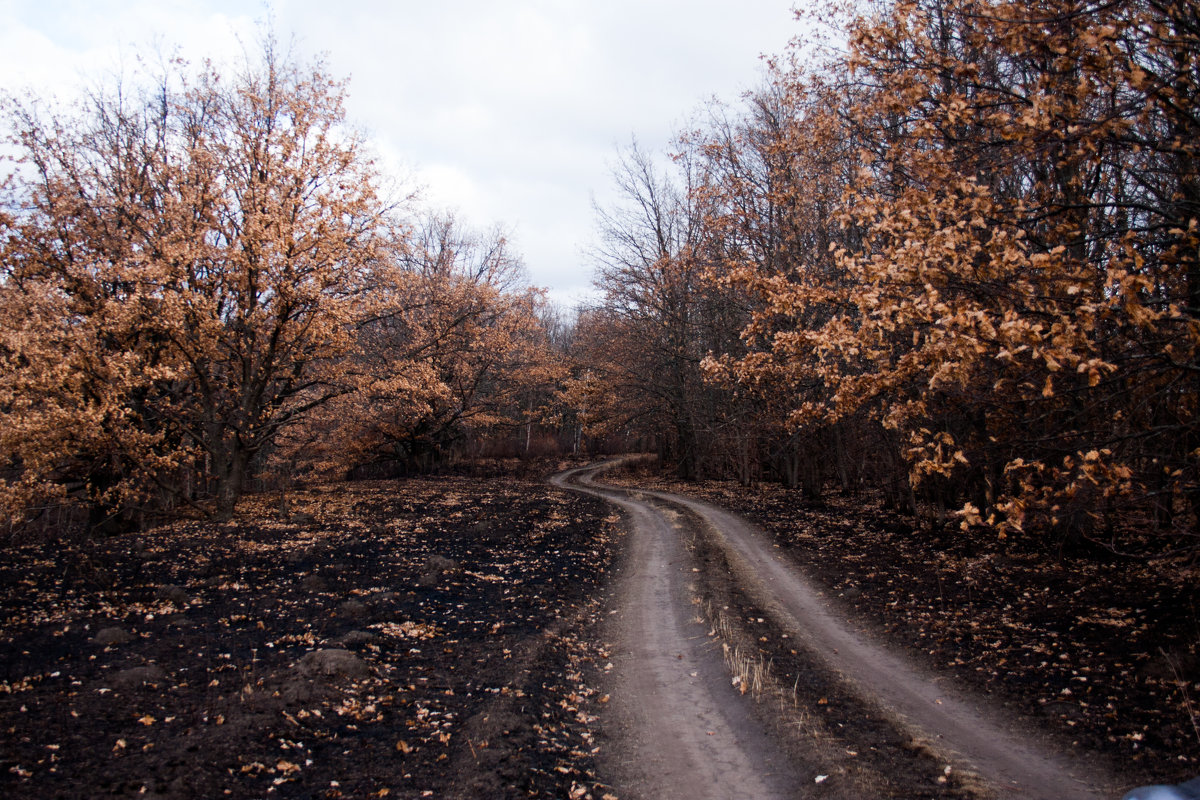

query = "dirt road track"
553;461;1118;800
553;464;802;800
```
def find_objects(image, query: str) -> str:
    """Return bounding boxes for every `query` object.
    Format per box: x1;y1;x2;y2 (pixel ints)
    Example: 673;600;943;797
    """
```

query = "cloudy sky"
1;1;800;309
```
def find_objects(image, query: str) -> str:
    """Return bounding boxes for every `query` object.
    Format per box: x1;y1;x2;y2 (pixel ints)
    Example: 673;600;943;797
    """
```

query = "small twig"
1161;648;1200;748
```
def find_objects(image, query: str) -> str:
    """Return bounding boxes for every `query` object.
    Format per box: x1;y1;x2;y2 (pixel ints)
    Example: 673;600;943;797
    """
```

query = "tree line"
4;1;1197;549
578;0;1199;548
0;38;572;532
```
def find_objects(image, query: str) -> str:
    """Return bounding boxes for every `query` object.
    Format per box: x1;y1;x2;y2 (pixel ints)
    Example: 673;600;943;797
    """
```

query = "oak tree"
1;38;393;523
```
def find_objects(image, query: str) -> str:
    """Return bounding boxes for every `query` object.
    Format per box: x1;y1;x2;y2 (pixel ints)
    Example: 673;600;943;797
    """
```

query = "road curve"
553;460;1116;800
551;463;803;800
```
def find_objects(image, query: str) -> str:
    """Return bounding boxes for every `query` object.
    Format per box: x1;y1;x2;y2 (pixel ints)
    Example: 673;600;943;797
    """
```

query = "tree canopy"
0;38;567;528
3;1;1197;550
584;0;1199;548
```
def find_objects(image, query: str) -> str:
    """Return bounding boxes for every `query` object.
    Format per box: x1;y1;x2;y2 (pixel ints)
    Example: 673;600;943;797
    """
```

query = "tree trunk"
801;447;823;504
833;423;855;494
212;442;250;521
674;413;698;481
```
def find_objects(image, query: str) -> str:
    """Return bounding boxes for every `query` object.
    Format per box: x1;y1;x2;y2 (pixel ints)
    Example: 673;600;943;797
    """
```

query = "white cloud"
1;0;800;307
1;1;258;96
413;162;489;219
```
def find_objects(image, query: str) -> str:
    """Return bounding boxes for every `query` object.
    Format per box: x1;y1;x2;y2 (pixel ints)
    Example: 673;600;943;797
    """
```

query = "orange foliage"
700;0;1199;539
289;212;567;478
0;40;561;528
3;39;394;521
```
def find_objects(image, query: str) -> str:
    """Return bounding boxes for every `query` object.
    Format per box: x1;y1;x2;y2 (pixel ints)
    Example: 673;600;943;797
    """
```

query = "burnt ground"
605;460;1200;793
2;458;1197;799
0;470;621;800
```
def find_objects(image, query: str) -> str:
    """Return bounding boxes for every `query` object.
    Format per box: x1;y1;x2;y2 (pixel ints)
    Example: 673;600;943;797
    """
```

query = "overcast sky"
1;1;800;309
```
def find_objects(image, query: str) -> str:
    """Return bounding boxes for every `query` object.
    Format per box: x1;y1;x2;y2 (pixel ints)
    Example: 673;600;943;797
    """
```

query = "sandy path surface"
552;465;803;800
554;461;1117;800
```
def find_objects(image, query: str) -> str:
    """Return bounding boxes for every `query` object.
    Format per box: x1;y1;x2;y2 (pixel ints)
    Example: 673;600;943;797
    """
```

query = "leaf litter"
610;465;1200;791
0;473;620;799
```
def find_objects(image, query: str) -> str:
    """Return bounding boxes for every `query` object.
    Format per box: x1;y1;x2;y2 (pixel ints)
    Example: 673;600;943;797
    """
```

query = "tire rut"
553;464;803;800
553;461;1118;800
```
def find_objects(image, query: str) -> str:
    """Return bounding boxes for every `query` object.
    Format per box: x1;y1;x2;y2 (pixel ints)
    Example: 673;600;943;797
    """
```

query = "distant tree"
584;141;742;479
294;211;564;477
695;75;870;498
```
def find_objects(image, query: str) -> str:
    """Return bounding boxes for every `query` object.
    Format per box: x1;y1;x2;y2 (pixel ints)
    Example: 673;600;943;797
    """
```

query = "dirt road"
553;461;1118;800
553;464;803;800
